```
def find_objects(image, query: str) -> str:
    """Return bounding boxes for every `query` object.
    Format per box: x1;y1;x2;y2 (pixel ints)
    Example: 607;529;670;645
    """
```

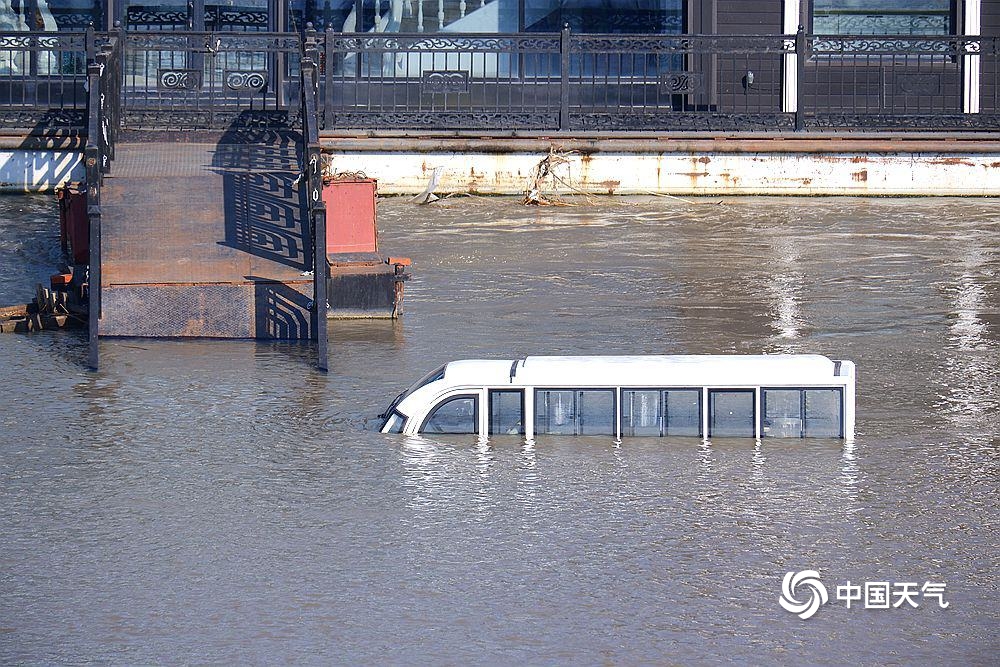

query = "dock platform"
99;130;316;338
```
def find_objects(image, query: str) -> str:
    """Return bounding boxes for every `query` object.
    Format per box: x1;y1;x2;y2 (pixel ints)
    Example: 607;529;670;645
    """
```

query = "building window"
525;0;684;34
811;0;954;36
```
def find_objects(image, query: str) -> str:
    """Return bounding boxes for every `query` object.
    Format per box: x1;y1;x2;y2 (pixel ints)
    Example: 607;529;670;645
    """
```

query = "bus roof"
440;354;849;389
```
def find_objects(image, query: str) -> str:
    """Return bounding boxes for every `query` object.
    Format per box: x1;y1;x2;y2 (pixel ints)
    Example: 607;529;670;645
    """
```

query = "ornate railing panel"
320;32;563;130
122;31;300;129
801;34;995;128
567;33;792;131
0;31;89;128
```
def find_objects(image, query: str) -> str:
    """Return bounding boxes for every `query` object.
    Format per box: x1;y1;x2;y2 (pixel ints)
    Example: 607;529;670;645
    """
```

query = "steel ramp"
98;130;315;338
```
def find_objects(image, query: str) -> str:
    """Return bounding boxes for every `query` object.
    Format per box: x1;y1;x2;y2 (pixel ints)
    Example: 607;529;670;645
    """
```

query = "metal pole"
559;24;570;131
795;24;805;131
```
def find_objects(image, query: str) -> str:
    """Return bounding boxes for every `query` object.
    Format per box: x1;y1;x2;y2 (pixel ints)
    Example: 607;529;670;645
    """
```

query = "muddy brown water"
1;194;997;664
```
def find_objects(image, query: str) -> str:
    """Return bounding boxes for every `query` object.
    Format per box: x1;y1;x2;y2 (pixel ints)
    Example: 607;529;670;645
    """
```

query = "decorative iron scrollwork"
205;7;269;30
328;111;558;130
158;68;202;90
895;73;941;96
571;112;795;131
225;70;267;92
658;71;703;94
421;70;469;94
126;7;188;26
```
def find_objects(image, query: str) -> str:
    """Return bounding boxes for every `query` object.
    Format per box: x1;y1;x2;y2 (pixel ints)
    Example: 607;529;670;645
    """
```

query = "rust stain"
849;156;867;164
928;157;976;167
600;180;620;194
990;162;1000;168
852;170;868;182
679;172;710;178
696;156;711;164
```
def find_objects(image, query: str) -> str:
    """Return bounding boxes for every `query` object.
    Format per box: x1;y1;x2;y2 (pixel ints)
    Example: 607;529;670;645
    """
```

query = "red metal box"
322;177;377;255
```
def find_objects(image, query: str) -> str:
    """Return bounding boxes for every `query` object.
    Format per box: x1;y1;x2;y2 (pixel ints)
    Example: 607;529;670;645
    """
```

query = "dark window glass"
762;389;804;438
383;411;406;433
536;389;614;436
812;0;953;36
709;390;755;438
579;390;614;435
524;0;684;34
490;390;523;435
535;390;576;435
804;389;843;438
665;389;701;437
422;395;477;434
622;390;661;437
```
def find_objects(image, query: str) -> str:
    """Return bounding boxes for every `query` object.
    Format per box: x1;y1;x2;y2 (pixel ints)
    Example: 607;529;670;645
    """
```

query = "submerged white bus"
380;355;856;440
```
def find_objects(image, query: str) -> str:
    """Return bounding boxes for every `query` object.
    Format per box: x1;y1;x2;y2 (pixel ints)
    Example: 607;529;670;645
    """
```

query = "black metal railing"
84;28;121;370
0;30;89;128
301;31;329;372
121;30;301;129
4;27;1000;135
315;28;1000;131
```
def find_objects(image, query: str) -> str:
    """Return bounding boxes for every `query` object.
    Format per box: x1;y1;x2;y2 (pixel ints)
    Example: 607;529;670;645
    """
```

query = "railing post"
312;153;328;373
324;27;335;130
85;24;96;63
85;59;103;371
795;25;805;131
301;45;328;372
559;23;570;132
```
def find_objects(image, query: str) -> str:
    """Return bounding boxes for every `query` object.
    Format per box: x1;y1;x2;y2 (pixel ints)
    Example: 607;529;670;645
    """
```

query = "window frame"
620;387;704;438
707;388;757;439
805;0;959;37
760;386;845;439
419;393;480;435
533;387;617;437
803;0;962;63
489;388;525;435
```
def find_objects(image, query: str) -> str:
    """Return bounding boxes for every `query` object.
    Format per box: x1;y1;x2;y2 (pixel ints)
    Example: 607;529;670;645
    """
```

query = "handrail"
301;25;329;373
84;25;121;371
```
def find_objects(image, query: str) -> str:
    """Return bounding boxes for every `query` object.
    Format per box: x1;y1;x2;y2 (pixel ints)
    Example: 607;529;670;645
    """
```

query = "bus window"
762;389;803;438
536;389;614;436
421;395;478;434
805;389;842;438
665;389;701;437
579;390;614;435
536;390;576;435
622;390;661;436
709;390;755;438
490;390;523;435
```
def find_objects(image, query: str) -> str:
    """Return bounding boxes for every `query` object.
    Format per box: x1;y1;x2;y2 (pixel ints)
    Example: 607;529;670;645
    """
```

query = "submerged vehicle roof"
437;354;850;388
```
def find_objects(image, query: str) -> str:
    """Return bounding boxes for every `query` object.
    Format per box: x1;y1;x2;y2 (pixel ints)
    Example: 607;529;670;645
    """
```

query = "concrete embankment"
4;131;1000;196
321;134;1000;197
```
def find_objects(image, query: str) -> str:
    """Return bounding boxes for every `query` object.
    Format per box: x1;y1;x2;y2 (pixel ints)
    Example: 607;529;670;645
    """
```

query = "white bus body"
380;355;856;440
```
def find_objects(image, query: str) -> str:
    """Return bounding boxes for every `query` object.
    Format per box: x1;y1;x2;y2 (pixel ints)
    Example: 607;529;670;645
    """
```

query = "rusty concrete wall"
7;139;1000;196
323;145;1000;196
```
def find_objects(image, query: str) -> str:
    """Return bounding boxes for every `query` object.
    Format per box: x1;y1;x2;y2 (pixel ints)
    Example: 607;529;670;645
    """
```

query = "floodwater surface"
0;194;997;664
